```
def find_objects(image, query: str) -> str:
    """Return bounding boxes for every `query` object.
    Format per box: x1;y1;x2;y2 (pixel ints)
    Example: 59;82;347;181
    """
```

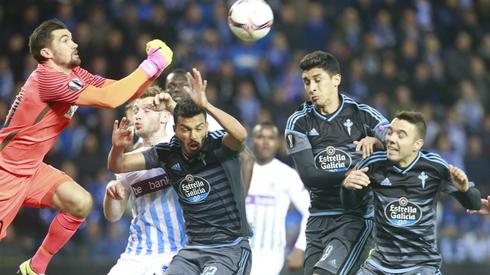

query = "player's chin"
69;58;81;68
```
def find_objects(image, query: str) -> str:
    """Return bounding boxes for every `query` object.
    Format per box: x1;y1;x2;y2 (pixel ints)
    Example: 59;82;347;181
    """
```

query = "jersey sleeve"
74;66;106;88
429;152;482;210
357;103;389;142
142;143;171;170
38;68;84;104
356;151;388;171
115;173;130;190
284;104;311;155
211;130;241;159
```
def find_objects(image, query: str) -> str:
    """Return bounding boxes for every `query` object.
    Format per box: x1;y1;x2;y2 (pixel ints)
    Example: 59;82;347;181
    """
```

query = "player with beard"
0;19;173;275
109;68;252;275
164;69;255;194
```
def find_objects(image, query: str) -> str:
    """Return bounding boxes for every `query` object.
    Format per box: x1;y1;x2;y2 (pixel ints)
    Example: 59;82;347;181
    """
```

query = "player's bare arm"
75;40;173;108
286;248;305;271
240;146;255;195
103;180;129;222
108;117;147;173
184;68;247;151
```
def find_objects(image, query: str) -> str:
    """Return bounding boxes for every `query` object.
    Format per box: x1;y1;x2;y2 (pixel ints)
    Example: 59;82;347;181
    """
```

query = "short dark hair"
173;98;206;124
394;111;427;140
29;19;67;63
299;51;340;76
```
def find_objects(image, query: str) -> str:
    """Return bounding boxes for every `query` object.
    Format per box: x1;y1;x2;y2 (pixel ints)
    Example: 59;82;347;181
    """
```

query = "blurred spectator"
2;0;490;267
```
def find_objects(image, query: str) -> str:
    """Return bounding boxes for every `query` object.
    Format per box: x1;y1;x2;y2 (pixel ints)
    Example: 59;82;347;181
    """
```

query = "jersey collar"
391;151;421;174
312;94;345;122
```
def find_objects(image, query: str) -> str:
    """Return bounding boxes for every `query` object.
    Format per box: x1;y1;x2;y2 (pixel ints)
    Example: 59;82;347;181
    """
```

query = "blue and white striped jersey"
117;147;186;256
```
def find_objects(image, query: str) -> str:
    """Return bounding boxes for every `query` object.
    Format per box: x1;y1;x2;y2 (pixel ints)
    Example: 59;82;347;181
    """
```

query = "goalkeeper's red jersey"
0;63;106;176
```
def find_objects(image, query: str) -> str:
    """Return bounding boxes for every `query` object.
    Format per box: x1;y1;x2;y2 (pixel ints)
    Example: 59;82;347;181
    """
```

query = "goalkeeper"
0;18;172;275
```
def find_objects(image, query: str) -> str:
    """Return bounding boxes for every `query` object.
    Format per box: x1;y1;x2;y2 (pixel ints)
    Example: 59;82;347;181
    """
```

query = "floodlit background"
1;0;490;274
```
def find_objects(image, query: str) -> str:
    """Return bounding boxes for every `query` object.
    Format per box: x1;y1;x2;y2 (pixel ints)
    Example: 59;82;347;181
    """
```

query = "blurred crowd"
1;0;490;266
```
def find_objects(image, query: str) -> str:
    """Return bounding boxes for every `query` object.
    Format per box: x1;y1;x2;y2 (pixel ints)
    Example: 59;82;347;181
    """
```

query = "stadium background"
1;0;490;274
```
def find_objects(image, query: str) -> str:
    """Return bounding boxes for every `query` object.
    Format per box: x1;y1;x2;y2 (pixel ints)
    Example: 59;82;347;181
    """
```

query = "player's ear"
332;74;341;87
160;111;171;124
40;48;53;60
413;138;424;152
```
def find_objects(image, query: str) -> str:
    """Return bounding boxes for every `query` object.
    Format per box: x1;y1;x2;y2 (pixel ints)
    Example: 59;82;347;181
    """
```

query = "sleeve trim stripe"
286;109;308;130
284;129;307;138
421;155;449;168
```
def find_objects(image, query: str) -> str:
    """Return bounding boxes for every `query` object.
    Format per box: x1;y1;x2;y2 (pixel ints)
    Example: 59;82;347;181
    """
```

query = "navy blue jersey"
144;130;252;245
285;94;389;215
354;150;476;271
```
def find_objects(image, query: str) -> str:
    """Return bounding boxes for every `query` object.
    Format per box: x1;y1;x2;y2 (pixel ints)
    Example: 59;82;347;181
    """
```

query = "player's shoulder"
269;158;294;171
154;138;180;152
419;150;449;170
342;94;386;121
286;101;314;130
357;151;388;169
208;130;226;140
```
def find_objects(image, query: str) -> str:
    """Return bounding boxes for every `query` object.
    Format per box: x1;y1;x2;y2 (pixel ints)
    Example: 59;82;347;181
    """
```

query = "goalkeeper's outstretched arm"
75;40;172;108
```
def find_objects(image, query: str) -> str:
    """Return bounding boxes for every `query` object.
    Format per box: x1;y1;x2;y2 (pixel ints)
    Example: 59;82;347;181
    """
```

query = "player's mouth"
134;123;142;130
311;95;320;102
188;142;200;150
387;145;398;153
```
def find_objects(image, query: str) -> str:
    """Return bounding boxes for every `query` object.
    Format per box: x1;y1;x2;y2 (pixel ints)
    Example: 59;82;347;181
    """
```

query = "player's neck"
144;128;167;146
317;93;340;115
397;151;420;168
256;157;273;166
46;60;72;74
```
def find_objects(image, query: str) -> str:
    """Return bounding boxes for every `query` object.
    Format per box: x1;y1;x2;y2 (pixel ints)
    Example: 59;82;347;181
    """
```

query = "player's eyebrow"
395;129;408;136
59;34;70;41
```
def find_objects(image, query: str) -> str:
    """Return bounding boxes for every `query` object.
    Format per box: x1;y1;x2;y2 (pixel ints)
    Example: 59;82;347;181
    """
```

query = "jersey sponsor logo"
246;194;275;206
418;171;428;189
314;146;352;172
68;77;83;91
131;174;171;198
308;128;319;136
384;197;422;227
178;174;211;203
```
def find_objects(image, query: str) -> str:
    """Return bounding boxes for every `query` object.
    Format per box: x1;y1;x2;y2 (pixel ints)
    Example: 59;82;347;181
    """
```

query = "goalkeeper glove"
139;39;173;78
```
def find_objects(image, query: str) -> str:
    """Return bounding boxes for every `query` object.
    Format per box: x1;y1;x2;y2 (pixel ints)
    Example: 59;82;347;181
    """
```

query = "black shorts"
357;259;442;275
304;215;374;275
166;239;251;275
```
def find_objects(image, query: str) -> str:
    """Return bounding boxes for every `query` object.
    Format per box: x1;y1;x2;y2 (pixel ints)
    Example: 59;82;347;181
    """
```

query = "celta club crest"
343;118;353;136
418;171;428;189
